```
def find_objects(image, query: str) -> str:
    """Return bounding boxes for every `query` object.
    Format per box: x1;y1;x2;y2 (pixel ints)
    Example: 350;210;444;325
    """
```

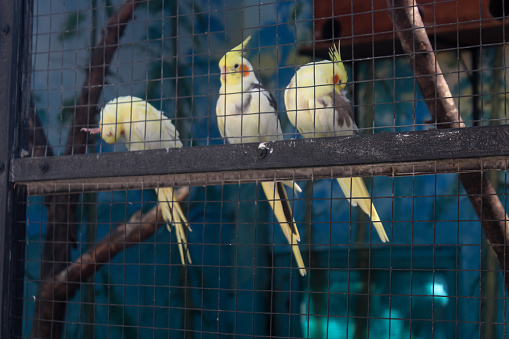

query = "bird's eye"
234;63;239;69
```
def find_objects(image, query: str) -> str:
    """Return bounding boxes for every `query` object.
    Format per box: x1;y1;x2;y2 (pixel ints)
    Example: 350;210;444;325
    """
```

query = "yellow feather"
216;108;226;139
96;96;191;265
329;41;342;64
285;45;389;243
157;187;192;264
231;35;252;53
217;39;306;275
328;41;348;92
219;35;252;68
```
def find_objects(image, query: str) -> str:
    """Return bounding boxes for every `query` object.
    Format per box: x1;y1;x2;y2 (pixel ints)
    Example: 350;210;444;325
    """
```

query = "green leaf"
104;0;114;18
34;108;47;126
59;98;77;124
98;271;138;339
148;26;162;41
57;11;86;43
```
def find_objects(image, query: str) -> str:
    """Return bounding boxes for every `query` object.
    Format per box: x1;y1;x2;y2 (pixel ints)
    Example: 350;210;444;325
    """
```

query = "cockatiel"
216;36;306;276
284;43;389;243
82;96;192;264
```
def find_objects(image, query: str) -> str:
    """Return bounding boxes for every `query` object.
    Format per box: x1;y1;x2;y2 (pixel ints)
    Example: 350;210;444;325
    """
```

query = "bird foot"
81;127;101;134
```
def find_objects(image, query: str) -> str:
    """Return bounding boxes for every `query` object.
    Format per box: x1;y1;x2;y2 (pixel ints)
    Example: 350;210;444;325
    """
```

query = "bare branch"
386;0;464;129
66;0;147;156
387;0;509;292
31;1;146;338
38;187;189;302
28;104;53;158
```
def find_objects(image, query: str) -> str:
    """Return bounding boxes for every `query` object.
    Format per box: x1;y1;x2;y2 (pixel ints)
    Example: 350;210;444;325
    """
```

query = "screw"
0;162;4;173
38;161;49;173
1;25;9;35
256;147;267;159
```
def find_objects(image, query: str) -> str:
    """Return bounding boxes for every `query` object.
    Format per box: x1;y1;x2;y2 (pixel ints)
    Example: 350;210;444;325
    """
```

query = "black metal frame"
0;0;29;337
2;0;509;335
13;124;509;195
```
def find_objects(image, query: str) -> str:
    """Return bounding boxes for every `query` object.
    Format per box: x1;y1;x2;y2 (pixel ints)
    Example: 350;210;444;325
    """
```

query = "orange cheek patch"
334;74;339;84
241;64;250;77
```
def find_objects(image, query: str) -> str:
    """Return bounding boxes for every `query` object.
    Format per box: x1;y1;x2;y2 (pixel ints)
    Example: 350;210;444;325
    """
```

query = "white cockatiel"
216;36;306;276
284;43;389;243
82;96;192;264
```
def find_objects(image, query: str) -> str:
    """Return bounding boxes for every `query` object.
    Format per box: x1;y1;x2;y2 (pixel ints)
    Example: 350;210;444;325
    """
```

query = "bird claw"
81;127;101;134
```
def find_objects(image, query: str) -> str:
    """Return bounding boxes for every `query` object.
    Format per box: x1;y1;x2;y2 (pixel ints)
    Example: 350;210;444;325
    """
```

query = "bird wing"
248;83;282;142
285;66;333;137
284;76;298;128
127;102;182;150
216;101;226;139
314;89;358;137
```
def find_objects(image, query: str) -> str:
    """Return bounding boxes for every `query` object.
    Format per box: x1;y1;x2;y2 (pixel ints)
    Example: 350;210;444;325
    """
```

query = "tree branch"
30;1;146;338
66;0;146;155
386;0;509;292
28;104;53;158
37;187;189;303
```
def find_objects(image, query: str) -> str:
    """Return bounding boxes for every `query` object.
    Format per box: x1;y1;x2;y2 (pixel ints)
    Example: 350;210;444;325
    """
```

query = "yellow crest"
219;35;252;66
328;40;342;64
328;41;347;86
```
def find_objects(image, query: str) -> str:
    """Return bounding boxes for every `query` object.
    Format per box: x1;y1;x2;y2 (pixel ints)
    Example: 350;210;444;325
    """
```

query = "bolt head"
256;148;267;159
38;161;49;173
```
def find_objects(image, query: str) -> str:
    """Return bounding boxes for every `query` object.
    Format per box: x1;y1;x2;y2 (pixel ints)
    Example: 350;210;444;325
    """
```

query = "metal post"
0;0;29;337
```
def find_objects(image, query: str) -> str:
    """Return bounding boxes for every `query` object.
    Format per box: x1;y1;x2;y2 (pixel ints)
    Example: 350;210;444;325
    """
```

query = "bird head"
218;36;254;87
329;42;347;93
98;97;131;144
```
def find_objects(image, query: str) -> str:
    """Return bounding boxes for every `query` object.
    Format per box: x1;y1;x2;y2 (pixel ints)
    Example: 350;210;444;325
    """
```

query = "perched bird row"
83;36;389;276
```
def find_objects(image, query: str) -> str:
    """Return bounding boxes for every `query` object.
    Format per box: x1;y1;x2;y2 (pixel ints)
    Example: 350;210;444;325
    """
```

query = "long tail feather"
336;177;389;243
261;181;306;276
290;237;306;277
157;187;192;264
261;182;301;242
170;203;192;265
174;198;193;263
282;180;302;193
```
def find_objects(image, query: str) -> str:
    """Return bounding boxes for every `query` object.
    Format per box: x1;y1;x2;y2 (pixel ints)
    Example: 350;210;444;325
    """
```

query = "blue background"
24;0;509;337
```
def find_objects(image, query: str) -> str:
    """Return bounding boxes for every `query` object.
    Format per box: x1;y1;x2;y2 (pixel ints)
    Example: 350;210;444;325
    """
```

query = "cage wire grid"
0;0;509;338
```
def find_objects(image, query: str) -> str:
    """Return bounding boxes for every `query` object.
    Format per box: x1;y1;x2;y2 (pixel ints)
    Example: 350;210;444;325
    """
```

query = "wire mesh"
3;0;509;338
